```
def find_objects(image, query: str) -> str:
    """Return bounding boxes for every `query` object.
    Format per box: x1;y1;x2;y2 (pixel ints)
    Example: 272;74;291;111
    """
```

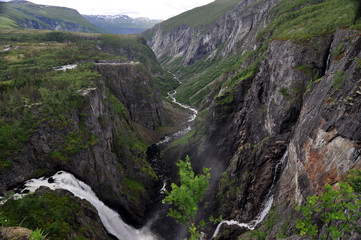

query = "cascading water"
156;90;198;145
212;150;289;238
1;72;198;240
8;171;157;240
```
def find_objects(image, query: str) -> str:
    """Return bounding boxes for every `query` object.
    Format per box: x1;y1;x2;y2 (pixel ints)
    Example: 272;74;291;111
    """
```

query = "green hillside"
160;0;240;32
0;0;100;32
173;0;361;107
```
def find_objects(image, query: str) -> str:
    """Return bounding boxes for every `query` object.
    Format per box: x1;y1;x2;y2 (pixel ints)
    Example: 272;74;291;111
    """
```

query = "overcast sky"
0;0;214;19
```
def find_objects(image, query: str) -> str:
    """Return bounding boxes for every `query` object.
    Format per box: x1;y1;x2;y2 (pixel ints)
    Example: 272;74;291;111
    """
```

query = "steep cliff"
145;0;361;239
0;30;175;233
144;0;280;67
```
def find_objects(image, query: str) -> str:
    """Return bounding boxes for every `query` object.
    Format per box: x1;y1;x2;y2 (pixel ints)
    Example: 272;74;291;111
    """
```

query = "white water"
212;150;289;238
157;90;198;145
53;64;78;71
11;171;157;240
167;71;182;84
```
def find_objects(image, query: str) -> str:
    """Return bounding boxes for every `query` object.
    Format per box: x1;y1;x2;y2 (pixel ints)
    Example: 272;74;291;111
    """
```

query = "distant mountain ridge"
0;0;100;32
83;14;162;34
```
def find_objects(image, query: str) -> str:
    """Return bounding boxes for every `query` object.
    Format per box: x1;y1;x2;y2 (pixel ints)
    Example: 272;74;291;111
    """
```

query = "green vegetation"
163;156;220;239
30;229;48;240
258;0;361;42
169;131;195;148
332;70;346;91
249;230;267;240
175;48;261;107
159;0;240;33
0;15;17;28
0;192;94;240
295;171;361;239
0;1;99;32
100;34;179;95
0;29;171;169
333;43;345;59
124;179;146;203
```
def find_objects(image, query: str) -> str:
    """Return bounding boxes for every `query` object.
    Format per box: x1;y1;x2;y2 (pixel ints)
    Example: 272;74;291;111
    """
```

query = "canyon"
1;0;361;239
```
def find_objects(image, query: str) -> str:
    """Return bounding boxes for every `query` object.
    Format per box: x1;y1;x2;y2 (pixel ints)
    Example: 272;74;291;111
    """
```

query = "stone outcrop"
96;63;170;130
0;63;168;227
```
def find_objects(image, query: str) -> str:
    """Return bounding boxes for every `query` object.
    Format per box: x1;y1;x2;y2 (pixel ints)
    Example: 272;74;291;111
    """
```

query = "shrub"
295;172;361;240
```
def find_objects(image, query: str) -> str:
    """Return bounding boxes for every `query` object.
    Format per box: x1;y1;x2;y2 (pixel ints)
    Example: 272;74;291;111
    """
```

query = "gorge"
1;0;361;240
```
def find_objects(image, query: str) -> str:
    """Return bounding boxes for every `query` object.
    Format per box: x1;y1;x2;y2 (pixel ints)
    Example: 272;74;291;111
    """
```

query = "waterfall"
10;171;158;240
212;150;289;238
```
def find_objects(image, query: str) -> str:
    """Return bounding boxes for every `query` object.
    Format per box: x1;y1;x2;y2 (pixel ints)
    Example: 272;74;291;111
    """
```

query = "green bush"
295;172;361;240
163;156;215;240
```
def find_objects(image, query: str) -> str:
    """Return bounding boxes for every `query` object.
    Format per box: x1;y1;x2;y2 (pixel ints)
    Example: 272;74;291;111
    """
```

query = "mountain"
1;0;361;239
0;29;186;238
83;14;162;34
0;0;100;32
145;0;361;238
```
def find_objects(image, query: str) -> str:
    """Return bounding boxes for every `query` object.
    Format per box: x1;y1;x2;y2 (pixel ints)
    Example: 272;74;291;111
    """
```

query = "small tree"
296;174;361;240
162;155;211;239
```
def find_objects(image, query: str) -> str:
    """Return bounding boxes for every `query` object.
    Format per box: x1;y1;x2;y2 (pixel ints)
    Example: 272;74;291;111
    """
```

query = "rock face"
96;62;170;130
144;0;281;66
0;63;167;226
276;29;361;204
145;0;361;238
201;29;361;238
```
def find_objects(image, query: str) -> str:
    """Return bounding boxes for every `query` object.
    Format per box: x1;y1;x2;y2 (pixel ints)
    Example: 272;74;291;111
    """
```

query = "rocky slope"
0;30;177;233
144;0;280;66
145;0;361;239
0;70;162;226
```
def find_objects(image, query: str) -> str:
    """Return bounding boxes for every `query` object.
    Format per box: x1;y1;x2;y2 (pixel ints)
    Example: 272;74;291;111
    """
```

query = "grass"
1;1;100;32
169;131;195;148
0;29;166;171
0;15;18;28
175;48;261;107
170;0;360;108
333;70;346;91
100;34;179;95
124;178;146;203
257;0;361;42
160;0;240;33
0;192;87;240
